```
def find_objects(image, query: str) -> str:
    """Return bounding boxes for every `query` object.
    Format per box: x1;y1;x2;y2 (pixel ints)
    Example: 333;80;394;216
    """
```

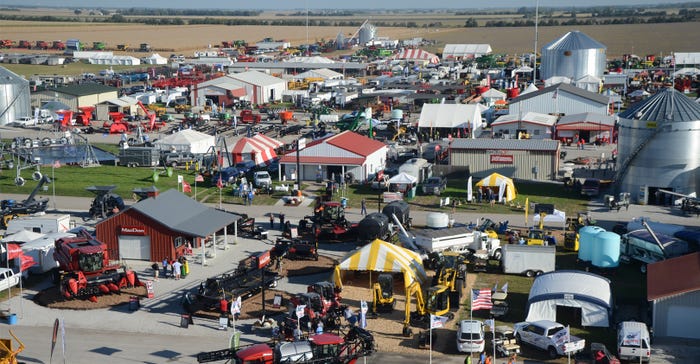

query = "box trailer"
501;245;555;277
22;232;76;274
6;213;71;234
118;147;160;167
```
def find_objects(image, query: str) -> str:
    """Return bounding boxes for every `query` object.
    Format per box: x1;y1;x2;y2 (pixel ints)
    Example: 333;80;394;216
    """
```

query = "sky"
11;0;700;10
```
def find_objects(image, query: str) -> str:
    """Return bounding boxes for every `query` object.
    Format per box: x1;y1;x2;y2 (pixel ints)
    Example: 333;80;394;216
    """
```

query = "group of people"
152;256;188;281
465;352;517;364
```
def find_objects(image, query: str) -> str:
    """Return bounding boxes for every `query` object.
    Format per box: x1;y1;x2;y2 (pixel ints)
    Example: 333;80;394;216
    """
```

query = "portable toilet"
578;225;604;262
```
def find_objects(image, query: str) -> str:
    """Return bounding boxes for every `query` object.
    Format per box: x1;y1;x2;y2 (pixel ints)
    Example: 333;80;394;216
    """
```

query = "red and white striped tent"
232;134;284;166
393;48;440;64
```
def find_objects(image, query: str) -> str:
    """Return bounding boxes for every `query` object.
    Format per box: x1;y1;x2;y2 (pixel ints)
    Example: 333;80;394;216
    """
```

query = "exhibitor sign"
120;226;147;235
490;154;514;164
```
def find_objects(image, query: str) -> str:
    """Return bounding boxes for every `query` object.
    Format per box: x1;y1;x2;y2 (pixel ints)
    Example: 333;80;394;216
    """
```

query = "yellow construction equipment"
0;330;24;364
403;281;452;337
372;273;396;314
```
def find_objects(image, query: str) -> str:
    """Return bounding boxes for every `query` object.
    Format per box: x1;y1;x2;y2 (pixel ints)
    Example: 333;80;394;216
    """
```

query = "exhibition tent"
393;49;440;64
526;270;613;327
232;134;283;165
333;239;427;290
153;129;215;154
475;173;517;202
417;103;483;135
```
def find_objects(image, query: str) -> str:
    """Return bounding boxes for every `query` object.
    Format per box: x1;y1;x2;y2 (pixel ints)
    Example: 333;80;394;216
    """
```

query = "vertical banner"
359;300;368;329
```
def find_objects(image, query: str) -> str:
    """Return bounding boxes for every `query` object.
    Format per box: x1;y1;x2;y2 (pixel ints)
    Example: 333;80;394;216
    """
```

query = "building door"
118;235;151;260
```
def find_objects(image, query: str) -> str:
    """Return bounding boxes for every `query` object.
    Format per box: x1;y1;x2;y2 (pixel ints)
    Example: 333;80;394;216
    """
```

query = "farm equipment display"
604;192;631;212
372;273;396;314
182;251;278;315
1;175;52;228
51;40;66;50
239;109;262;124
53;229;143;301
85;185;125;220
0;330;24;364
196;326;375;363
235;214;268;240
299;201;355;240
272;237;319;261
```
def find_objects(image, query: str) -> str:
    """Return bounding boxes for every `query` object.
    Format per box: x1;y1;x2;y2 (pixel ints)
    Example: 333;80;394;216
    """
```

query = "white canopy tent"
526;270;613;327
153;129;215;154
417;104;483;137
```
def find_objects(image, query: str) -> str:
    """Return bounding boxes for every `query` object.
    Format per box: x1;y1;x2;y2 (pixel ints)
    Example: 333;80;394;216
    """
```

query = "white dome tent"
525;270;613;327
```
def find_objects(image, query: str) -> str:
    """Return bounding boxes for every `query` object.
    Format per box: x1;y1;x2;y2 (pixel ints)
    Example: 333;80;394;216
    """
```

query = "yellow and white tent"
332;239;427;290
476;173;517;202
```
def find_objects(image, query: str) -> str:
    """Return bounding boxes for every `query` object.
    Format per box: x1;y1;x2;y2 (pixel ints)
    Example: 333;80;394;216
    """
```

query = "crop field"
1;17;698;58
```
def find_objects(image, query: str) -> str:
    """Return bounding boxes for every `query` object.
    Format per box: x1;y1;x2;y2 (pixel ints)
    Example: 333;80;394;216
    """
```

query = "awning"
333;239;427;290
231;134;283;165
475;173;517;202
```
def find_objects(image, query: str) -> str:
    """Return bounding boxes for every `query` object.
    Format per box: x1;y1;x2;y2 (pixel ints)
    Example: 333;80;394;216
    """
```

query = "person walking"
478;351;486;364
360;198;367;215
269;213;275;229
279;213;285;227
484;355;492;364
173;259;182;280
464;354;472;364
162;257;170;279
151;262;159;281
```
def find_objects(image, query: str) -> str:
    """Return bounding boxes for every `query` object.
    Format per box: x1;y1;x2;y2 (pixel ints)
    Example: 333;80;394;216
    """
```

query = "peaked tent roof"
394;49;439;64
619;87;700;123
388;172;417;185
131;189;241;237
475;173;517;202
153;129;215;154
232;134;283;166
334;239;427;289
521;83;540;95
418;103;482;130
442;44;492;58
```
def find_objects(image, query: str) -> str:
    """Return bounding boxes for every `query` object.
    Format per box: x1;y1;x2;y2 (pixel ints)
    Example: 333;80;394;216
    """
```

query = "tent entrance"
555;305;582;327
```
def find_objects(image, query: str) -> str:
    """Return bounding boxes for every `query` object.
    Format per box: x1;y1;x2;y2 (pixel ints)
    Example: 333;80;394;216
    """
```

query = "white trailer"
501;245;556;277
412;226;502;259
6;213;71;234
21;232;75;274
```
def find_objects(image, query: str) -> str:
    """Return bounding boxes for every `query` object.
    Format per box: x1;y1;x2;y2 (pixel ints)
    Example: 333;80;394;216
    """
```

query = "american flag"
471;288;493;311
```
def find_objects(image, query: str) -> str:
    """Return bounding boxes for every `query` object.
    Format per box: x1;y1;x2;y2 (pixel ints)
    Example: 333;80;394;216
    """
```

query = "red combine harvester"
35;40;49;50
52;40;66;50
53;229;143;301
75;106;95;126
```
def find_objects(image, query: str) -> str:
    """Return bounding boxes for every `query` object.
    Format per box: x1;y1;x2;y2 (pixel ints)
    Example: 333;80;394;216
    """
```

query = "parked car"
456;319;485;353
253;171;272;187
422;176;447;195
514;320;586;358
162;152;197;167
0;268;21;291
13;116;36;127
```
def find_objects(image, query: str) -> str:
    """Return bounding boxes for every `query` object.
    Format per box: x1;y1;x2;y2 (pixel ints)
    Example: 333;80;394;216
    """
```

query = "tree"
74;9;82;15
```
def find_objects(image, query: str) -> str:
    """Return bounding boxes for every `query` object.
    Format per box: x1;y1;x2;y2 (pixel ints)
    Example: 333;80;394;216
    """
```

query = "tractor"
85;185;125;220
53;229;143;301
298;201;356;240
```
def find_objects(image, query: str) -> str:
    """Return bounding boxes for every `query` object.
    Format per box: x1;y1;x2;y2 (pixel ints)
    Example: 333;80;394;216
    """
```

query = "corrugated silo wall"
618;119;700;198
0;83;31;125
450;148;557;181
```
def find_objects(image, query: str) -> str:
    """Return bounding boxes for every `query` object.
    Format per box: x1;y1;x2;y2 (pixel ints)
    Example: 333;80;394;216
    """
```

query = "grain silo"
358;23;376;45
540;31;606;81
615;87;700;204
0;66;31;126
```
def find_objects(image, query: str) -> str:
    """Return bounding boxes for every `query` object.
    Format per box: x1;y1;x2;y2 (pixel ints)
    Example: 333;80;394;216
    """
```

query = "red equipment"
105;112;129;134
136;101;164;131
0;40;13;48
239;109;262;124
18;40;31;49
55;110;74;128
53;230;143;301
52;40;66;50
35;41;49;50
75;106;94;126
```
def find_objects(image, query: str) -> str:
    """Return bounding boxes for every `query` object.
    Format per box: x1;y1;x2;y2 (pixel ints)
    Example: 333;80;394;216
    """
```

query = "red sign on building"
120;226;147;235
490;154;514;164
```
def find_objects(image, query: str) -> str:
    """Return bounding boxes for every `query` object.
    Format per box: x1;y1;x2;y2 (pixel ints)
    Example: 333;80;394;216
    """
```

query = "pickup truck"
0;268;21;291
421;176;447;196
514;320;586;358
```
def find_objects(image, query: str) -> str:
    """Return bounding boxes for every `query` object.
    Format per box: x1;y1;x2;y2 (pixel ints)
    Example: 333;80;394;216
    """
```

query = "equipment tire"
525;270;535;278
547;346;558;359
492;249;502;261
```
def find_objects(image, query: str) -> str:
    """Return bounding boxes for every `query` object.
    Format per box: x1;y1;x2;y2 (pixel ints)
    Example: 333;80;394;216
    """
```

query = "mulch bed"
34;286;148;310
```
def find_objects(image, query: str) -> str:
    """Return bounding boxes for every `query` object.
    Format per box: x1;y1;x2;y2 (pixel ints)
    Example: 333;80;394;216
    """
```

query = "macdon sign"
121;226;147;235
490;155;514;164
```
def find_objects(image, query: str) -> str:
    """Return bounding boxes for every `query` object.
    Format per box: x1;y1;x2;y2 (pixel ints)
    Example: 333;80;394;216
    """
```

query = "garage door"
118;235;151;260
665;305;700;339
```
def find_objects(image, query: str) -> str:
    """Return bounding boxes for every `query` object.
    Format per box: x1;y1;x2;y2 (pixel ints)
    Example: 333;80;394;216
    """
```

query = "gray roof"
558;112;616;126
619;87;700;122
450;138;560;151
132;189;240;237
0;66;28;86
542;31;606;51
511;82;609;105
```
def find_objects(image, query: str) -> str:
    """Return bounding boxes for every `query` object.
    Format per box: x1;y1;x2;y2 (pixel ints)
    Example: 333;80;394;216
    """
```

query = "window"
173;236;185;248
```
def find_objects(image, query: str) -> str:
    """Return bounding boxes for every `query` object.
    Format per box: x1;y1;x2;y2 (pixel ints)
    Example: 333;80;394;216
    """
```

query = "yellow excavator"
402;281;453;337
371;273;396;315
0;330;24;364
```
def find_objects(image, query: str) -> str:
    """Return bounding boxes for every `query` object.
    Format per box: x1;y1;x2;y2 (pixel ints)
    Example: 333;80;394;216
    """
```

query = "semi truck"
118;147;160;167
412;226;502;259
501;245;556;277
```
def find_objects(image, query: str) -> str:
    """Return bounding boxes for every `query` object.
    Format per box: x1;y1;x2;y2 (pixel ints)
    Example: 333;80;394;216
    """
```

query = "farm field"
1;20;699;58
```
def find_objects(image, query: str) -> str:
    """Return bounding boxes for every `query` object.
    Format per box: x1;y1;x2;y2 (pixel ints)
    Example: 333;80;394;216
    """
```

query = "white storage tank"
425;212;449;229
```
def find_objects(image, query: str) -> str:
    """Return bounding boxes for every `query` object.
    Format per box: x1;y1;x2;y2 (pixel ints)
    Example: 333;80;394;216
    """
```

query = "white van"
617;321;651;362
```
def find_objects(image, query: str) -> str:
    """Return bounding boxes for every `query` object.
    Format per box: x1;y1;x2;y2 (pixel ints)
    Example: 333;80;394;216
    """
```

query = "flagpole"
52;164;56;210
429;324;432;364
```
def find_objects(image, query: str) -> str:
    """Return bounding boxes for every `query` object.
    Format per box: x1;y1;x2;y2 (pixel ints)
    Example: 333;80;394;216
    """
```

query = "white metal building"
647;252;700;339
279;131;388;182
490;112;558;140
228;70;287;105
508;83;609;117
0;66;31;126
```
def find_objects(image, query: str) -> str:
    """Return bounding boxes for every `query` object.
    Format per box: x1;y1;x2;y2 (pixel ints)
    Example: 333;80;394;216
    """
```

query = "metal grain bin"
540;31;606;81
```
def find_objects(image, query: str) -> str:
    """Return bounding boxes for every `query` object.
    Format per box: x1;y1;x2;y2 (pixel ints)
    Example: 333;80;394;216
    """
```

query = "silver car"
456;319;485;353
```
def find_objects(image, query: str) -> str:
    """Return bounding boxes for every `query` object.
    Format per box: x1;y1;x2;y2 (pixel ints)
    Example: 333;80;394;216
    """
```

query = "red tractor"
35;40;49;50
53;229;143;301
52;40;66;50
239;109;262;124
299;201;357;240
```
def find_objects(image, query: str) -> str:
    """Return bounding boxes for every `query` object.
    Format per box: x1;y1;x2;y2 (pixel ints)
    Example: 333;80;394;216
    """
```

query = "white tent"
672;67;700;77
526;270;613;327
417;104;483;136
143;53;168;65
388;172;417;185
532;208;567;229
153;129;215;154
